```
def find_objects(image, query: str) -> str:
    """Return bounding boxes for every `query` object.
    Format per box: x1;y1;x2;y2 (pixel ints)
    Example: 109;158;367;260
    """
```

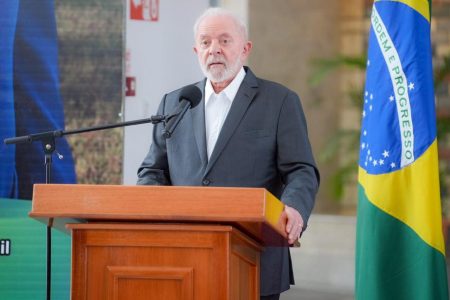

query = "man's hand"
283;205;304;245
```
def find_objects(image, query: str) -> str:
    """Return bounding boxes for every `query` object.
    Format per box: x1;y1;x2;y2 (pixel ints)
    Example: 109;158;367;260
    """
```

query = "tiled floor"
281;287;353;300
280;262;450;300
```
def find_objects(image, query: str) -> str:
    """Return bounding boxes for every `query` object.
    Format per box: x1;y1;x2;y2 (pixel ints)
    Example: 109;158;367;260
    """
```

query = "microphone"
163;85;202;138
3;87;202;145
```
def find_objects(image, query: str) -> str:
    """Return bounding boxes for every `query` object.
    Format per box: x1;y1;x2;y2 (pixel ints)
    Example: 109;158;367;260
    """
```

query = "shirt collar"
205;67;246;105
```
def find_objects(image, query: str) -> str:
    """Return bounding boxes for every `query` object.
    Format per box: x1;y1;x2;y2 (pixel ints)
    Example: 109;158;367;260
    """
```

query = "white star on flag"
365;91;368;97
367;60;370;66
369;105;373;111
382;150;389;158
379;159;384;165
361;143;366;149
373;160;378;166
364;130;367;136
370;94;373;100
408;82;415;90
390;162;396;168
362;110;366;117
389;95;394;102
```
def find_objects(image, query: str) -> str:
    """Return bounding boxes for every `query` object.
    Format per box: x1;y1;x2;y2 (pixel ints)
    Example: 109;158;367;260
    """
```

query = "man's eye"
201;40;210;47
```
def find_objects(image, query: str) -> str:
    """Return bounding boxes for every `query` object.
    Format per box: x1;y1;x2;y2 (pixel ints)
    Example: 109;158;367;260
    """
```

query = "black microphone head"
179;85;202;108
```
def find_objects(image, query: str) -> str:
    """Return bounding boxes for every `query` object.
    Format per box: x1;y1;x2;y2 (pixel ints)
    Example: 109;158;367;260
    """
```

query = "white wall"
123;0;209;184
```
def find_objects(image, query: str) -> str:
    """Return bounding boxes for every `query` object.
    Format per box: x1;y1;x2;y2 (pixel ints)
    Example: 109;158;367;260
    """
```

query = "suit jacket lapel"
190;80;208;167
205;67;259;175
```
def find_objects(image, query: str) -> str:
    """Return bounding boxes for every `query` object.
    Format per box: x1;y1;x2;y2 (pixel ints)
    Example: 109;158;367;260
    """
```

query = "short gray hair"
193;7;248;40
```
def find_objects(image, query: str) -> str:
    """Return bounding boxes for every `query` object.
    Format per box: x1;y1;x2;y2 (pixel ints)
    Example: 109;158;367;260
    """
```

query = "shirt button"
202;179;211;186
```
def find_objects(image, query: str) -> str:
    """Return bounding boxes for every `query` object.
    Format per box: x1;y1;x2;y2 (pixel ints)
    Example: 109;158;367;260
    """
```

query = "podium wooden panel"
31;184;288;300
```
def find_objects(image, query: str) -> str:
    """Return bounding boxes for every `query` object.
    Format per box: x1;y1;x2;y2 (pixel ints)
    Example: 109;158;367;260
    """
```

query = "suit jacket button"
202;179;211;186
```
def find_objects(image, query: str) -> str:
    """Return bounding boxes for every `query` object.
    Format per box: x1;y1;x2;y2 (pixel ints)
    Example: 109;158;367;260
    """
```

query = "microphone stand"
3;114;169;300
4;114;168;145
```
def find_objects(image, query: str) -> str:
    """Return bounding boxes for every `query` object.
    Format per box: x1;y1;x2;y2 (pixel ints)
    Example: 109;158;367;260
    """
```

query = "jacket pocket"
241;129;271;138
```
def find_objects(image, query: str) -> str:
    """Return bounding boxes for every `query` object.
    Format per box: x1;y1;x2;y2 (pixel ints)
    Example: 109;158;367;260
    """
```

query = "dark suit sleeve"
136;94;171;186
276;90;320;226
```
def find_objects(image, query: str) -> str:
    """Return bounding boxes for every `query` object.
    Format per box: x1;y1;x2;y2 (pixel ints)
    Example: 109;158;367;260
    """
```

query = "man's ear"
193;46;198;54
242;41;253;58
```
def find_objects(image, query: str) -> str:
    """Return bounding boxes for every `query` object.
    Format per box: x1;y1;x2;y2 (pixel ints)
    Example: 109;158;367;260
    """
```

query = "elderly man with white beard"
137;7;320;300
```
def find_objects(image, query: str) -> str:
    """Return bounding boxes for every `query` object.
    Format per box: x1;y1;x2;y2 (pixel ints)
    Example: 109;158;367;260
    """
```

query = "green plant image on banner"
0;199;71;300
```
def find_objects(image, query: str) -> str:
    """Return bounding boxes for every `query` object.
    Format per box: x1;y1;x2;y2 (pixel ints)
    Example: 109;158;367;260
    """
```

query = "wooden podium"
31;184;288;300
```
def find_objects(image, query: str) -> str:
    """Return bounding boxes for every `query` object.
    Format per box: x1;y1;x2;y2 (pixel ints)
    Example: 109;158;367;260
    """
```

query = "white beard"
200;55;243;83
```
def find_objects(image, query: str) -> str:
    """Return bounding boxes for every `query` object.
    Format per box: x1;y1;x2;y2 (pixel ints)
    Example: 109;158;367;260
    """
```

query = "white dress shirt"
204;67;246;160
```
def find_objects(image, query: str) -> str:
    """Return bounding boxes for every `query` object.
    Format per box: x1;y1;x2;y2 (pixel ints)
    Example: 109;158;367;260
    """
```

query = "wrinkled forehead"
195;15;244;40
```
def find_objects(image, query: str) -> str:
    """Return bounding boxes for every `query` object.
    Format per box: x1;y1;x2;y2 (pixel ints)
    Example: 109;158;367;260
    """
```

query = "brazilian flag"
356;0;449;299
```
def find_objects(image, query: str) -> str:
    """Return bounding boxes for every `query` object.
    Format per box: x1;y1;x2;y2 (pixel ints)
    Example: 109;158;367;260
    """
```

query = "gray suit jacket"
137;67;319;295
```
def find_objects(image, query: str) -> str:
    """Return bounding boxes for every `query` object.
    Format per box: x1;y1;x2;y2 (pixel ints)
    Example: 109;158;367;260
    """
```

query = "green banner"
0;199;71;299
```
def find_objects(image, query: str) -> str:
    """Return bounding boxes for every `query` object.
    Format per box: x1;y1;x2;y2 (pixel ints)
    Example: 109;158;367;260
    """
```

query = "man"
137;7;319;300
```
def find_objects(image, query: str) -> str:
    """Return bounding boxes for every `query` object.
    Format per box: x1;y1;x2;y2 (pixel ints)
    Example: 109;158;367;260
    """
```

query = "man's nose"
209;40;222;55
